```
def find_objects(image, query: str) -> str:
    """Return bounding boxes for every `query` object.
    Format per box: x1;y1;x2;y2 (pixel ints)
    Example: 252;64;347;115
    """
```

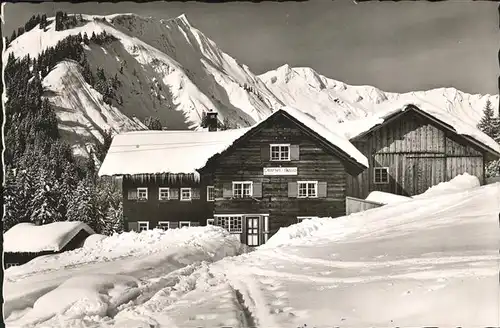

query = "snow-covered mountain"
4;13;281;155
259;64;499;125
4;13;498;156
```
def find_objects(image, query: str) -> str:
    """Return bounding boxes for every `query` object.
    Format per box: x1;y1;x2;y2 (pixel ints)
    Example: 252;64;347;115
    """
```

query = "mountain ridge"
4;12;498;156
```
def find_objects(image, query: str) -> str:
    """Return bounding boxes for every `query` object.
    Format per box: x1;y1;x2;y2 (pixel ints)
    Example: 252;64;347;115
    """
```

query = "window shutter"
191;221;200;227
288;182;298;197
170;221;179;229
318;182;327;198
261;146;270;161
128;222;138;232
170;188;179;200
253;182;262;198
290;145;300;160
192;188;200;200
223;183;232;198
127;189;138;200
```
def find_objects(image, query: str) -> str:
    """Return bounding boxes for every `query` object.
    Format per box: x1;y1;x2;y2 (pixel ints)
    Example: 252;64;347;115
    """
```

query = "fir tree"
30;171;61;224
67;177;100;231
3;168;24;232
103;202;124;235
97;129;113;162
477;100;497;139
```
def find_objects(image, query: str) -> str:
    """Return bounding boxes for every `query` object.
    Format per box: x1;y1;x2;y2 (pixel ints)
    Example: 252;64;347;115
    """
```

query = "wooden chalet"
345;104;500;199
99;107;368;246
4;221;95;267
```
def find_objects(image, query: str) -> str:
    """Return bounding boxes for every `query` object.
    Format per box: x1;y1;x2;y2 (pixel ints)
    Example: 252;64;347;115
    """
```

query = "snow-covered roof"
279;106;368;167
4;222;95;253
337;100;500;156
98;128;251;177
99;107;368;177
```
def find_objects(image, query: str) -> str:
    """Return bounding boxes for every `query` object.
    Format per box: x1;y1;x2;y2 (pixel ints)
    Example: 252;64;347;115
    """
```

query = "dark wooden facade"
122;173;214;231
346;106;498;198
4;229;92;267
201;110;365;244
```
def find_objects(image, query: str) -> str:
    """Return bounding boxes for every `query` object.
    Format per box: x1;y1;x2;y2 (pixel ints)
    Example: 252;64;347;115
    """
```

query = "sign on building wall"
263;167;298;176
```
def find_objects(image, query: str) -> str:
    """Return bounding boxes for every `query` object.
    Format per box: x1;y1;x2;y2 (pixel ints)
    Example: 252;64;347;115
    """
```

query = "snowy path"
4;182;500;327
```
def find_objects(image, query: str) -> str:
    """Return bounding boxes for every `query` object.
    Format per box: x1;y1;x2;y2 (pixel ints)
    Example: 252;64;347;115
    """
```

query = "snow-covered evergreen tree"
477;100;497;140
30;171;61;224
3;168;24;232
67;177;100;231
103;201;124;235
478;100;500;177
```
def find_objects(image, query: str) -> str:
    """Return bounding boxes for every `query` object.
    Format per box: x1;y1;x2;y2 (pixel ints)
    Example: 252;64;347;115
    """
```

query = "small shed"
4;221;95;267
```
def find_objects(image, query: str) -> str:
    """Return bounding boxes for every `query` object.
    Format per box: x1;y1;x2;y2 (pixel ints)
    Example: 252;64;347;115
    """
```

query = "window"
138;221;149;231
374;167;389;184
216;215;243;233
157;221;169;230
180;188;192;201
232;182;253;198
297;216;318;223
207;218;215;226
179;221;191;228
270;144;290;161
5;263;19;269
298;181;318;198
158;188;170;201
137;188;148;201
207;186;215;202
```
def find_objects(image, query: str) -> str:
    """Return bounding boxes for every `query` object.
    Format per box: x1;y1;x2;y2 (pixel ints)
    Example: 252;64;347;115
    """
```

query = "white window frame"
270;143;291;161
297;216;319;223
207;186;215;202
180;188;192;201
158;187;170;201
297;181;318;198
157;221;170;230
374;167;389;184
232;181;253;198
207;218;215;226
179;221;191;228
137;187;148;201
214;215;243;233
138;221;149;231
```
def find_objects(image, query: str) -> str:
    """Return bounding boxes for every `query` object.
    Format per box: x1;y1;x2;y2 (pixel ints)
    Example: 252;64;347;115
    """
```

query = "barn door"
404;157;445;196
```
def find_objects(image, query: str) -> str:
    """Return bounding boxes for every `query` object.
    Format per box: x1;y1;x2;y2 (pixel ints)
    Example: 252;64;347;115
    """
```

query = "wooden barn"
345;104;500;199
99;107;368;245
3;221;95;267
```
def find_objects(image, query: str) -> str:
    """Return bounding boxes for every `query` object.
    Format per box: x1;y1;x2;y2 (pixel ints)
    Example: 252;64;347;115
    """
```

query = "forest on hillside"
3;13;124;234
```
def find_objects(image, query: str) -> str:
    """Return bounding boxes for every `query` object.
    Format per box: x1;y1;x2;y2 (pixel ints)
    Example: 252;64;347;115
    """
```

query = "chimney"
206;110;218;132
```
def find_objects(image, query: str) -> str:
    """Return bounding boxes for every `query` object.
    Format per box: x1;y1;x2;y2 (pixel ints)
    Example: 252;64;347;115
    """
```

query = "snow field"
4;176;500;327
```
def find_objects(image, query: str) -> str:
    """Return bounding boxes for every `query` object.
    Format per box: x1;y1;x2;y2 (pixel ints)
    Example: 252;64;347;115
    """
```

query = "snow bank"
6;226;244;280
4;221;95;253
83;234;108;248
6;274;140;326
414;173;481;198
4;225;246;324
366;191;411;205
261;217;357;249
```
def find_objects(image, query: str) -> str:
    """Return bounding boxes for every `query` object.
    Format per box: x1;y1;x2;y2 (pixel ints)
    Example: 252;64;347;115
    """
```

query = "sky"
2;1;499;95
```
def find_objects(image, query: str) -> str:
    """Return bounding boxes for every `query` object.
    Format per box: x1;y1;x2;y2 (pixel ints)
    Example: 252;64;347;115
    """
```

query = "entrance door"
246;216;260;246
